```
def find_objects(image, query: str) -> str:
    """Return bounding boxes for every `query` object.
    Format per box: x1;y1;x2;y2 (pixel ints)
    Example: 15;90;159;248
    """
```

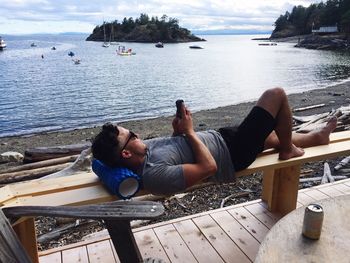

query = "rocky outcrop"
295;34;349;50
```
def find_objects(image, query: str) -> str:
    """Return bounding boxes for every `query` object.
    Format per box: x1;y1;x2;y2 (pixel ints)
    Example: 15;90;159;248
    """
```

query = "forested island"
270;0;350;50
86;13;205;43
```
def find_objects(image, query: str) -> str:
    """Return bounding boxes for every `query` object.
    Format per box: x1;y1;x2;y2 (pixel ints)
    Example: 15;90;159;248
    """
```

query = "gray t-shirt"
141;130;235;195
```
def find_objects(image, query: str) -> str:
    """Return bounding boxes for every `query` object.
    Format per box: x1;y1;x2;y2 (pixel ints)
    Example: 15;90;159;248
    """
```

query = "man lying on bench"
91;87;337;198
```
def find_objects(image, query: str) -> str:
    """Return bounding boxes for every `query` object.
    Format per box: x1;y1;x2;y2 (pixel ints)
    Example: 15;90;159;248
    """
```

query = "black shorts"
218;106;276;171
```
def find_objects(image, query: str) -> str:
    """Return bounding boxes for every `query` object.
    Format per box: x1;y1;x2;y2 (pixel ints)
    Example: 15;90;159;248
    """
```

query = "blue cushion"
92;159;142;199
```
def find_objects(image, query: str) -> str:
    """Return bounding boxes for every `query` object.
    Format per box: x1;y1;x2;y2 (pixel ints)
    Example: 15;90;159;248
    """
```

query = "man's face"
117;126;147;157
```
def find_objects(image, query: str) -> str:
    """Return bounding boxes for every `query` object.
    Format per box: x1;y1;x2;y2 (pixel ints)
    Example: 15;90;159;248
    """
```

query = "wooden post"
105;219;143;263
262;165;301;216
0;210;32;263
13;218;39;263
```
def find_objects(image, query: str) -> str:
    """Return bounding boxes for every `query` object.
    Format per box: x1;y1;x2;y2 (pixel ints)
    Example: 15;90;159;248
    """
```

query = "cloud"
0;0;322;34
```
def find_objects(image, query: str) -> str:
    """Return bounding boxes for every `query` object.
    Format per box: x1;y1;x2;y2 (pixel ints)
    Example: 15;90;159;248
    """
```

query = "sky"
0;0;321;35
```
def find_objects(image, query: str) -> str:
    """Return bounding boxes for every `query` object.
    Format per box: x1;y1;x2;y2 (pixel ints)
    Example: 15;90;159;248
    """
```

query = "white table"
255;194;350;263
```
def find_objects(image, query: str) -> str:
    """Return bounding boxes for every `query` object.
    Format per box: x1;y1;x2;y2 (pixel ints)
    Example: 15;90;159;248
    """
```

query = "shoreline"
1;81;350;155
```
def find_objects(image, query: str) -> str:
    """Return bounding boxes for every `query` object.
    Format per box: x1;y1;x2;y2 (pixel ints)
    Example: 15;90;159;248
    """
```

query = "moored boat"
189;45;203;49
0;36;6;50
155;42;164;48
30;43;37;47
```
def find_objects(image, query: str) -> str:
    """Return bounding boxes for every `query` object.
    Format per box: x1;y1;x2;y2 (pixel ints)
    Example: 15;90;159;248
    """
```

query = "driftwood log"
24;142;91;163
0;163;71;184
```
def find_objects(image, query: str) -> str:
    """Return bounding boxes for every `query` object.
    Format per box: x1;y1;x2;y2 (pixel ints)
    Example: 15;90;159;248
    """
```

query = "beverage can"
302;204;324;239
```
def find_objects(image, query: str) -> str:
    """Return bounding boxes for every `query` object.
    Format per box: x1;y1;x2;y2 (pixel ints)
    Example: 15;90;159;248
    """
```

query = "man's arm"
172;105;217;187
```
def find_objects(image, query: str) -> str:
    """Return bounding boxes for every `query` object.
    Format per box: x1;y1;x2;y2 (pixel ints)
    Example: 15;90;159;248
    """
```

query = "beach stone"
0;151;24;163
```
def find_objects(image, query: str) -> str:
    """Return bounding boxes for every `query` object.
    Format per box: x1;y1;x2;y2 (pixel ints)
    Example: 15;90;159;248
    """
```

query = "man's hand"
172;105;194;136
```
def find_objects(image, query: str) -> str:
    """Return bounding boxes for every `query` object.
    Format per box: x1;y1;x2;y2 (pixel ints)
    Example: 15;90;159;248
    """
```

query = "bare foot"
312;116;338;145
279;144;305;160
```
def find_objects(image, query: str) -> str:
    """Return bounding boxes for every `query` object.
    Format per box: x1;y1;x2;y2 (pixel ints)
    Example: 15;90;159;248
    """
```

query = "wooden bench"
1;130;350;263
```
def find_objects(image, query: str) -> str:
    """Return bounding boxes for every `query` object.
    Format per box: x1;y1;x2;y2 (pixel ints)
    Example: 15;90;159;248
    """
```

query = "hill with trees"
86;14;205;43
271;0;350;38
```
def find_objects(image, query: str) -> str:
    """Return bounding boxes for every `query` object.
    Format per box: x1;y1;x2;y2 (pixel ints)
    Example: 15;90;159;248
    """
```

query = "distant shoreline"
1;80;350;155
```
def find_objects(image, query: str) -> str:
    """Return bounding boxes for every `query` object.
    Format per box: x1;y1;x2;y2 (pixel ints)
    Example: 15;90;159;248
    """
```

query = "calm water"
1;34;350;137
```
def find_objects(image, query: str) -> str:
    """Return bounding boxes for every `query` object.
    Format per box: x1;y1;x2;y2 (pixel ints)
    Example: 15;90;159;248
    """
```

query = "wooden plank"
62;246;88;263
330;183;350;194
236;140;350;177
108;240;121;263
173;219;224;263
297;192;316;206
304;189;330;201
153;224;197;263
228;207;269;243
86;239;116;263
210;210;260;261
0;185;14;204
10;172;98;197
14;185;116;206
329;130;350;142
244;203;280;229
317;185;344;197
13;218;39;263
134;199;262;233
134;229;169;263
39;252;62;263
193;214;250;263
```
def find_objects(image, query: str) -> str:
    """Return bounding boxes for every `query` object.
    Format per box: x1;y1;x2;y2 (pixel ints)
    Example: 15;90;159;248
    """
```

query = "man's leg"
261;88;337;158
256;87;304;160
265;117;337;150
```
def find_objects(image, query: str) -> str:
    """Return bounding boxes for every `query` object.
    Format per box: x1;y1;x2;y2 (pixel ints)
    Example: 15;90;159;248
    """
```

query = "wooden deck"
38;178;350;263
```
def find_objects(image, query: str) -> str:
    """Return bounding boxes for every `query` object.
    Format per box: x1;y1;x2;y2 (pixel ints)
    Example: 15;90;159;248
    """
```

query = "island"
86;13;205;43
267;0;350;50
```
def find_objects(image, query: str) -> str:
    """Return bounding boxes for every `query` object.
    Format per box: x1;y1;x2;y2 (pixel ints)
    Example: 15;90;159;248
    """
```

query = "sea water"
1;34;350;137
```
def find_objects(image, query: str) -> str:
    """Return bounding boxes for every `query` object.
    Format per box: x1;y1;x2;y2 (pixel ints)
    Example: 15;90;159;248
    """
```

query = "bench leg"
262;165;301;216
105;219;143;263
13;218;39;263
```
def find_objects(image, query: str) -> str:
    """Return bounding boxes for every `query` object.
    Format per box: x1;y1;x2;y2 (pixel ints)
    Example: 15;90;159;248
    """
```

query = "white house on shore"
312;26;338;34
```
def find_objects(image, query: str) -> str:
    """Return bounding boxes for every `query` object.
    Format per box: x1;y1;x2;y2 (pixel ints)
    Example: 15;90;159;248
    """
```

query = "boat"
68;51;75;57
51;46;56;50
258;43;277;46
110;25;119;45
189;45;203;49
155;42;164;48
72;58;81;64
116;46;135;56
0;36;6;50
30;43;37;47
102;22;110;48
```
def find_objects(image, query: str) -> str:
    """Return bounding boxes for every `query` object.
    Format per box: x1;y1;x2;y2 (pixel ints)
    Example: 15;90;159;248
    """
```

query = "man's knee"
263;87;286;101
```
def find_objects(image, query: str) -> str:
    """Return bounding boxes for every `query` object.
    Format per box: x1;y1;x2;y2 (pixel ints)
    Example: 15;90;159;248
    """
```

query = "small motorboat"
258;43;277;46
0;36;6;50
102;42;110;48
73;58;81;64
30;43;37;47
189;45;203;49
68;51;75;57
155;42;164;48
116;46;135;56
51;46;56;50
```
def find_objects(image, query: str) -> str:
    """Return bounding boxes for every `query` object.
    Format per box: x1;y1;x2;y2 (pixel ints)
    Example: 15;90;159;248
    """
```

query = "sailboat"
102;22;110;48
110;25;118;45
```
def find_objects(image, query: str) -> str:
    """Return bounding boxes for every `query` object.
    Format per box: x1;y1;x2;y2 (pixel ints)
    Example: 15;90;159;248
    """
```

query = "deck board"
39;178;350;263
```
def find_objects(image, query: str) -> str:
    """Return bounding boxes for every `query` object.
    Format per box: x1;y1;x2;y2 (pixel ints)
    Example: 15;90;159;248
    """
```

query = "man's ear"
121;150;132;159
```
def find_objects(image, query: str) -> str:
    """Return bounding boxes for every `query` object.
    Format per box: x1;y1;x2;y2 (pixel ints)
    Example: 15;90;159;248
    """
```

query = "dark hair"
91;122;121;167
